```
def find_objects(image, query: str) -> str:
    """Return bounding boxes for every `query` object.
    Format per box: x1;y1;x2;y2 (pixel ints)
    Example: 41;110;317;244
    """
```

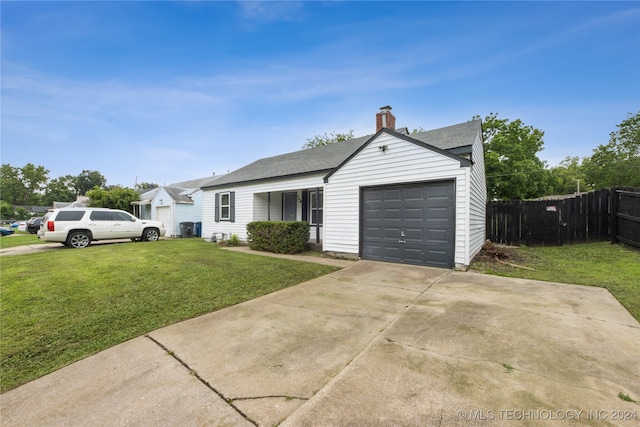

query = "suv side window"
90;211;110;221
110;212;134;221
56;211;86;221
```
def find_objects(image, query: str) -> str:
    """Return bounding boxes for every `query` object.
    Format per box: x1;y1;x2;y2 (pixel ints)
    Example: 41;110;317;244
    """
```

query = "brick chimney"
376;105;396;132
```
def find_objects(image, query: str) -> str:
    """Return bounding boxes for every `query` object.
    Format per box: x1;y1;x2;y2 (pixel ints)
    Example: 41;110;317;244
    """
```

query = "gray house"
202;107;486;269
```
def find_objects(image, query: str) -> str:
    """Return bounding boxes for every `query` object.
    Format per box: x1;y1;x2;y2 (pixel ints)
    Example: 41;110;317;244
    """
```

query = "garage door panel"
404;187;425;201
362;181;454;268
384;208;401;220
427;183;452;199
383;189;402;202
365;208;382;220
405;208;424;220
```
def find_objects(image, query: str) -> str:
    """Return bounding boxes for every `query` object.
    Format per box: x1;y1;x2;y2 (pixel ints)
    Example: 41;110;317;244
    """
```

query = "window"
310;189;323;225
56;210;86;221
111;211;134;222
90;211;110;221
215;191;235;222
220;192;230;221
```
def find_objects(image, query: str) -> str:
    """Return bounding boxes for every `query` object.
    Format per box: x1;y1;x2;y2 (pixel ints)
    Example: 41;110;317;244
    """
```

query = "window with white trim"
220;192;231;221
310;190;323;225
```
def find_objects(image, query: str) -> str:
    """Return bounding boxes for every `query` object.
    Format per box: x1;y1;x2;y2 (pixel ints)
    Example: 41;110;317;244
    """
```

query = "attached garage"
361;181;455;268
202;107;487;270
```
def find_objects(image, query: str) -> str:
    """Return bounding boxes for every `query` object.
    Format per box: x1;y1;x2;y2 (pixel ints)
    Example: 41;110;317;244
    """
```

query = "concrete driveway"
2;260;639;426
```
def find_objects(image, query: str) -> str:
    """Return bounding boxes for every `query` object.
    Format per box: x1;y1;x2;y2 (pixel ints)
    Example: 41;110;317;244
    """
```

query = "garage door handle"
398;240;406;244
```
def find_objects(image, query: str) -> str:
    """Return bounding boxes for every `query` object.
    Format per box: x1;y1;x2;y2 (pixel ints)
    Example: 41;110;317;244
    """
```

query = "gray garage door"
361;181;455;268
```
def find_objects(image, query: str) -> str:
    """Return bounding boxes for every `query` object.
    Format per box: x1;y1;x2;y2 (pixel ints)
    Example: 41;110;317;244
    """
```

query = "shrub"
246;221;310;254
226;234;241;246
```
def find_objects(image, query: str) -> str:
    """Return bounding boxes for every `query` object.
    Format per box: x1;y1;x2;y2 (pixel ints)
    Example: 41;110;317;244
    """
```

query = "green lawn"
471;242;640;321
0;232;47;249
0;239;340;392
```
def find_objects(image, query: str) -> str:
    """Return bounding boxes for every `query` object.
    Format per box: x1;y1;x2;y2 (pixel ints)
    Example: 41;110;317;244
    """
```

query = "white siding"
202;174;325;242
467;129;487;263
151;188;176;237
324;133;470;265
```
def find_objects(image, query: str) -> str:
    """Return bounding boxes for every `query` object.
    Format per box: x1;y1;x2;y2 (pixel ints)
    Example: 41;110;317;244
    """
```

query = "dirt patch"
470;241;533;272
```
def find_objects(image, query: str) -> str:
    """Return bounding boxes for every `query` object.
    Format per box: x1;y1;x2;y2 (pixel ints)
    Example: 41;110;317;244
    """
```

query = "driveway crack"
145;334;258;426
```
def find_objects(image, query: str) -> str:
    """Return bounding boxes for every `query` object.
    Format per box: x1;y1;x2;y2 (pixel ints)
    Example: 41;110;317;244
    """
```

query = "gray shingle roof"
205;119;481;189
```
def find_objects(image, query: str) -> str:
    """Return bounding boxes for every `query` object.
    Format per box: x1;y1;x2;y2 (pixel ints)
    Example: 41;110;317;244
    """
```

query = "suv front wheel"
142;228;160;242
66;231;92;248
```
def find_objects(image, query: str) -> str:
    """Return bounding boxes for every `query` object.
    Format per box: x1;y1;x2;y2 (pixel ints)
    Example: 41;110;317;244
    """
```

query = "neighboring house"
132;175;224;237
202;106;486;269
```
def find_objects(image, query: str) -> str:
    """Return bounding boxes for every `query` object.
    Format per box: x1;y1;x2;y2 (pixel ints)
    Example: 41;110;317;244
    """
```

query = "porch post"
267;192;271;221
315;187;320;244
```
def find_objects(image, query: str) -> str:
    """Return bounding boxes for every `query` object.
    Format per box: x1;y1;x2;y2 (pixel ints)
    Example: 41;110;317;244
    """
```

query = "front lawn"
471;242;640;321
0;232;47;249
0;239;340;392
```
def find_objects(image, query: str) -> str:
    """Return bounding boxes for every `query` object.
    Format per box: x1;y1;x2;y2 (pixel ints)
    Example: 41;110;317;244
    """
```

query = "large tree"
0;163;49;205
74;170;107;196
583;111;640;189
548;156;590;195
43;175;76;206
86;186;139;212
479;113;552;200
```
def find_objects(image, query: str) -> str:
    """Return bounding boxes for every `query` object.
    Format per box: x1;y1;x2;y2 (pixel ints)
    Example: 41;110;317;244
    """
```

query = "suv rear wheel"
67;231;91;248
142;228;160;242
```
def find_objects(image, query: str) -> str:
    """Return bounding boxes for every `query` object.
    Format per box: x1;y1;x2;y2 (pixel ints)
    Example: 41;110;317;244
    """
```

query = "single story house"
202;106;486;269
132;175;224;238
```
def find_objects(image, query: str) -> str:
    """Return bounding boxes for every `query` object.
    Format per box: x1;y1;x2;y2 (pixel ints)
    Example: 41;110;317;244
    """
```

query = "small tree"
301;130;354;149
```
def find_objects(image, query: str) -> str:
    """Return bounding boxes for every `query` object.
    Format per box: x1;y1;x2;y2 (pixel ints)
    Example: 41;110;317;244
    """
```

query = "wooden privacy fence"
612;188;640;247
486;187;640;247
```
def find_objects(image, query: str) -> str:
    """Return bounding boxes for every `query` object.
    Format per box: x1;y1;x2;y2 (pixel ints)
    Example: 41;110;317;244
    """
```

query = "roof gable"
323;126;474;183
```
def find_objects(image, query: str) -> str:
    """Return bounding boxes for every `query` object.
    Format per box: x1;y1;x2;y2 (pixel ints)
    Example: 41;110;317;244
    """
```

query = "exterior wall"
467;129;487;264
174;190;201;237
151;188;176;237
150;187;198;237
202;174;325;242
324;132;470;265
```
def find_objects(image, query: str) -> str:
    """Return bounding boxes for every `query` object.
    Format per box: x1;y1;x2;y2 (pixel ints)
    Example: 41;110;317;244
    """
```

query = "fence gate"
611;188;640;248
486;188;633;247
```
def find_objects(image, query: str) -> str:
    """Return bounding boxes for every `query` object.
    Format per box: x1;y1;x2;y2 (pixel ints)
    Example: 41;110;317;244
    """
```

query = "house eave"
203;169;331;191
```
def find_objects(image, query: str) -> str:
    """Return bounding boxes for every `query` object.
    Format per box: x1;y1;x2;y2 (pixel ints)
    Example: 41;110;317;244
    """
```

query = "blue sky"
2;1;638;188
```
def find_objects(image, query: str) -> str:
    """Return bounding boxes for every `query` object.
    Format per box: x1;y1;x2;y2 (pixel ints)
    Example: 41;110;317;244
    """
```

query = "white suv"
38;208;166;248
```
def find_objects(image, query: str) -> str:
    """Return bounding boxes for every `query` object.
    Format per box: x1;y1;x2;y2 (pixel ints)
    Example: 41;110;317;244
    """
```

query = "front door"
283;192;297;221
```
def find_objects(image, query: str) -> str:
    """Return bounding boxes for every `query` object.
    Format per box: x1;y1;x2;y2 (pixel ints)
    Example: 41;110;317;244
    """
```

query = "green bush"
246;221;310;254
227;234;241;246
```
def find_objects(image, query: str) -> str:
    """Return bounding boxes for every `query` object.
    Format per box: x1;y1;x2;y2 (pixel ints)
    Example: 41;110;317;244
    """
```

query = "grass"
471;242;640;321
0;239;340;392
0;232;48;249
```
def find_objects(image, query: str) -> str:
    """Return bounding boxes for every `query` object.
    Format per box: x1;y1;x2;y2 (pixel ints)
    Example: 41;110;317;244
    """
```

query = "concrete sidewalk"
2;261;639;426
